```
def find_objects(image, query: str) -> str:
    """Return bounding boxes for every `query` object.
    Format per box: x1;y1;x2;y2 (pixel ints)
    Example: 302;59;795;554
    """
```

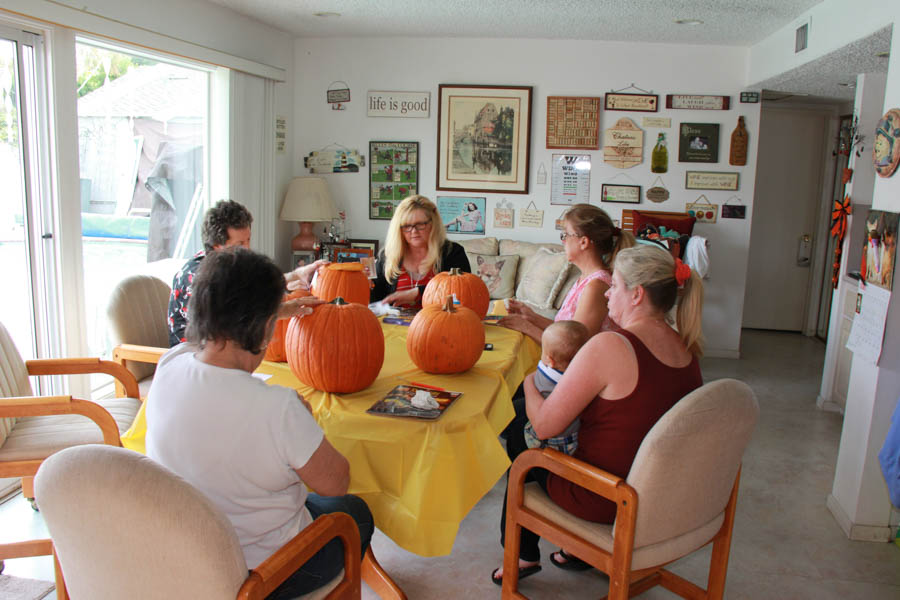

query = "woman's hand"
506;298;538;321
497;314;530;333
278;296;325;319
286;259;330;291
383;287;419;306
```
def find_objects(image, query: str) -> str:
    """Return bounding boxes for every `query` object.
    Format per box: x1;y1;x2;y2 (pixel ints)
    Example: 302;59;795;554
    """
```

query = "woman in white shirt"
146;247;372;598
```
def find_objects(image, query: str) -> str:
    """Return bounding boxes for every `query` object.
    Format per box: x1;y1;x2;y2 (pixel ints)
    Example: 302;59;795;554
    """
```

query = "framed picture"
437;196;486;234
321;242;349;262
292;250;317;268
679;123;720;163
369;141;419;220
436;84;532;194
546;96;601;150
334;247;374;263
601;184;641;204
685;171;739;191
349;238;380;256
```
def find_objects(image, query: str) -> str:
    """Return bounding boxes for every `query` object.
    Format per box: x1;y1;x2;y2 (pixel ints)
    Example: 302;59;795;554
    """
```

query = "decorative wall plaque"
686;195;719;223
873;108;900;178
685;171;739;190
603;117;643;169
666;94;730;110
645;176;670;203
605;93;659;112
729;116;749;166
546;96;601;150
678;123;719;163
601;184;641;204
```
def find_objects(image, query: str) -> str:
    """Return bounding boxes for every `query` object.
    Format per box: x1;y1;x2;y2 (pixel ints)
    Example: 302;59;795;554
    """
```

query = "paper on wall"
846;283;891;365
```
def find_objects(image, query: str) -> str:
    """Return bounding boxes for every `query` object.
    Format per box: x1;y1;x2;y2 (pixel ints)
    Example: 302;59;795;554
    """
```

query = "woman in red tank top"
492;244;705;585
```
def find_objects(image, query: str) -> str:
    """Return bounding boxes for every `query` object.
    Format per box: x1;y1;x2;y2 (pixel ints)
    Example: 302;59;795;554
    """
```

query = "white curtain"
230;70;276;258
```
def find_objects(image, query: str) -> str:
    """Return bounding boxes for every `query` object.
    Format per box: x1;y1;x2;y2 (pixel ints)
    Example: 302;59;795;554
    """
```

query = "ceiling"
206;0;889;102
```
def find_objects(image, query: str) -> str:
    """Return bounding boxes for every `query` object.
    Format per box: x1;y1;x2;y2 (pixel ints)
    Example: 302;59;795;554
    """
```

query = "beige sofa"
456;237;580;319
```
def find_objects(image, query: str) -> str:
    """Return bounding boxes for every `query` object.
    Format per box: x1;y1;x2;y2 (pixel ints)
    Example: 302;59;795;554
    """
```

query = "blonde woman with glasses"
370;195;471;308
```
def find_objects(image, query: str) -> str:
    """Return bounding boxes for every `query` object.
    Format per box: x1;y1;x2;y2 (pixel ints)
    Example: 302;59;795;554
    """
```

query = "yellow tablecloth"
121;321;539;556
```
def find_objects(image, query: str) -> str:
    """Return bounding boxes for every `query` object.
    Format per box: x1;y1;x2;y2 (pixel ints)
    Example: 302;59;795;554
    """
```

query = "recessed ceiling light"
313;11;341;18
838;82;856;88
674;19;704;25
876;50;891;58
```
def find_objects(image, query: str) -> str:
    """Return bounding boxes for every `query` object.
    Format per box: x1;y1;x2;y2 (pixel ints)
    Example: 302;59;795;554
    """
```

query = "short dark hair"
202;200;253;252
185;247;284;353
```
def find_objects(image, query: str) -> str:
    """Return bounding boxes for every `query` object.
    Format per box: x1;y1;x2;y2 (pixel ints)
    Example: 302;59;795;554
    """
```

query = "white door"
743;108;826;331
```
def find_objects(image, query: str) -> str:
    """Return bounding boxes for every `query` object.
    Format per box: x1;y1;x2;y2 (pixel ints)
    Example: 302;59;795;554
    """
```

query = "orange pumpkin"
285;297;384;393
407;295;484;374
312;262;370;306
264;289;311;362
422;268;490;319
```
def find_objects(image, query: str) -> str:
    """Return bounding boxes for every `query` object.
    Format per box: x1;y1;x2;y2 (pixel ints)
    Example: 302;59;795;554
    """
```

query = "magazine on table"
367;384;462;420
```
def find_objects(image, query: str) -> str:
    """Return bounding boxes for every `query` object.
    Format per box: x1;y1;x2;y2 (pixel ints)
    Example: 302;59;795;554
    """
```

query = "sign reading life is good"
368;91;431;118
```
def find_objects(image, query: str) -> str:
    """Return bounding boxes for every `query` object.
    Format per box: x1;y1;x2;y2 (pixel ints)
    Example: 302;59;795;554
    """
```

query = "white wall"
293;37;760;357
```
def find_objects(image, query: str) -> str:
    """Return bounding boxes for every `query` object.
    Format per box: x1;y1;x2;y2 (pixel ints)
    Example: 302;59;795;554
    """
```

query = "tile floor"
2;330;899;599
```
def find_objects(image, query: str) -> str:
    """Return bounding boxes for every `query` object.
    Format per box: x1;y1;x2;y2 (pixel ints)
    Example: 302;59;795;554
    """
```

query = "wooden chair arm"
112;344;167;366
0;395;122;447
26;358;140;399
237;512;361;600
509;448;631;504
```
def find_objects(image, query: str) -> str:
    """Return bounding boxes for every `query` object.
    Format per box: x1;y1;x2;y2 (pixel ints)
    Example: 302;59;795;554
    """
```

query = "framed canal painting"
436;84;532;194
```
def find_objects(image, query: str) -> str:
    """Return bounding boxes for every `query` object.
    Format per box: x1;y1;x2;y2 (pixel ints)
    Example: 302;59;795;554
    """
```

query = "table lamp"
280;176;337;251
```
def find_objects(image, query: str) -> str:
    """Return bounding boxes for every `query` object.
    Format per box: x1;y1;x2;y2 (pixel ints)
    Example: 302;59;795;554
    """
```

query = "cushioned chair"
501;378;759;599
36;444;361;600
106;274;171;398
0;320;141;565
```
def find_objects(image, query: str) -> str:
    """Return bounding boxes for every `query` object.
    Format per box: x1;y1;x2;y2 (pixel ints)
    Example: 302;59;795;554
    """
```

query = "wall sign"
685;171;739;191
642;116;671;128
740;91;760;103
550;154;591;205
605;93;659;112
666;94;731;110
519;201;544;227
603;117;643;169
275;115;287;154
686;195;718;223
601;184;641;204
494;199;515;229
367;91;430;118
679;123;720;163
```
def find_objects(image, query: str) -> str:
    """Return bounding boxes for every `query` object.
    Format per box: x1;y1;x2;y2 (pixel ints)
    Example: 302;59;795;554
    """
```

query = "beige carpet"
0;574;54;600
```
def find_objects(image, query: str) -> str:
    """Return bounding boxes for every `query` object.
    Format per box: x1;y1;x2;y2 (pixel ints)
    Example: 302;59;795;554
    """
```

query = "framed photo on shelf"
369;141;419;220
292;250;317;268
601;184;641;204
678;123;720;163
334;247;374;263
349;238;380;256
436;84;532;194
437;196;486;234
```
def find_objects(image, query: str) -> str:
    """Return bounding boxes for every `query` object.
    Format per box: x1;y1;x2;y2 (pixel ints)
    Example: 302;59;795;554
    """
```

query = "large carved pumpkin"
407;295;484;374
285;297;384;393
422;268;490;319
312;262;370;306
264;289;311;362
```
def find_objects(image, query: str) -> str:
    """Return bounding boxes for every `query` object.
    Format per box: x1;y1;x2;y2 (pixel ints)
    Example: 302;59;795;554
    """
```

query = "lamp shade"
280;177;337;222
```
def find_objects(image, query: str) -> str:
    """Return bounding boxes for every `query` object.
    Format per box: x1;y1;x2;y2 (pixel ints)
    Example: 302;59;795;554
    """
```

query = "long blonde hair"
614;245;704;356
563;204;635;270
383;195;448;282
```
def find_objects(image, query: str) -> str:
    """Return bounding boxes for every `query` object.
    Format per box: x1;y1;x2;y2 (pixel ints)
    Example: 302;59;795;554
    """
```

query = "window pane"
76;42;209;386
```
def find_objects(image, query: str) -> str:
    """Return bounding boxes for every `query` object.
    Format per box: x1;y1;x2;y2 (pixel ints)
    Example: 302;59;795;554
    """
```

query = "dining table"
122;317;540;557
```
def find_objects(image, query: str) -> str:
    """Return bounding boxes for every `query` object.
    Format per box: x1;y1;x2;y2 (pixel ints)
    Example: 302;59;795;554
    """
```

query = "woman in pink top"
500;204;634;342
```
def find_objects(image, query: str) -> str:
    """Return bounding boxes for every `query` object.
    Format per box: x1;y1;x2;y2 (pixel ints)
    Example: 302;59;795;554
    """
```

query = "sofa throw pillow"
468;253;519;299
516;247;571;309
457;237;499;256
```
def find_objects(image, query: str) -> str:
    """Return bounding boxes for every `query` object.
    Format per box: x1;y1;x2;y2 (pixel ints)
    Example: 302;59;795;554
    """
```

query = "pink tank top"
555;269;612;322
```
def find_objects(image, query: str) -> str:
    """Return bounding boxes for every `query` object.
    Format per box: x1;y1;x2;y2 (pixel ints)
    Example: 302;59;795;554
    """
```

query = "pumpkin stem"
449;267;461;276
331;297;348;305
442;295;456;312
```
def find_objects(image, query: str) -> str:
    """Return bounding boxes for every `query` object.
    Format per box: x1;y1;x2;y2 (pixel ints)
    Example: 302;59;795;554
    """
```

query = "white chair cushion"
0;397;140;461
106;274;171;382
0;321;35;447
522;482;725;571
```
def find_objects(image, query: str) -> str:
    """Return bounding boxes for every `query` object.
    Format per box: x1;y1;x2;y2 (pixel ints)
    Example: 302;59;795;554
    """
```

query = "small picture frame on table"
334;247;375;263
292;250;318;267
349;238;380;256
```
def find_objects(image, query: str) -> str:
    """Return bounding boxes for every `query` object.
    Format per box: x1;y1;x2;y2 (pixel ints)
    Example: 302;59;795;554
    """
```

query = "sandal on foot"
491;564;542;586
549;550;592;571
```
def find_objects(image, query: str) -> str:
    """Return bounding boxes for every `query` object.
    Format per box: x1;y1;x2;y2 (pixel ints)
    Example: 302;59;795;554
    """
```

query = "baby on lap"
523;320;590;455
